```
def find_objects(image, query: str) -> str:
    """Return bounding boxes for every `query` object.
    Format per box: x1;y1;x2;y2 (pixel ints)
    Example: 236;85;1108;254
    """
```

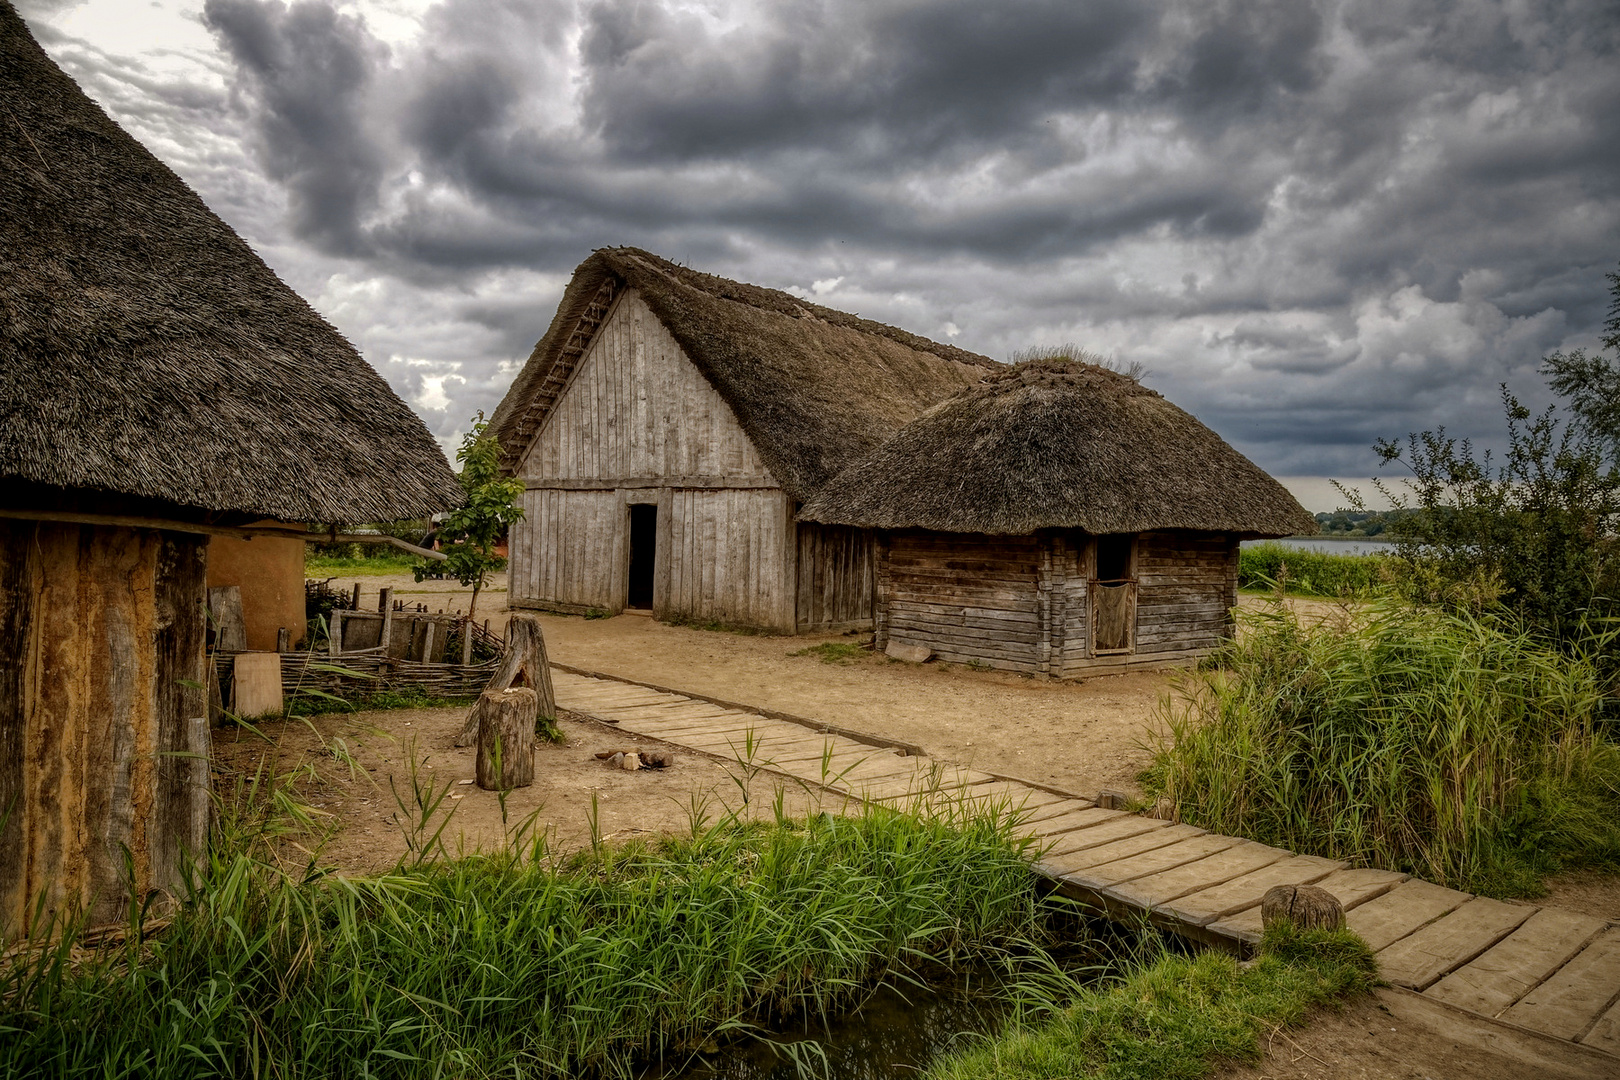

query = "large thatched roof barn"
0;1;460;936
491;247;997;632
801;358;1315;676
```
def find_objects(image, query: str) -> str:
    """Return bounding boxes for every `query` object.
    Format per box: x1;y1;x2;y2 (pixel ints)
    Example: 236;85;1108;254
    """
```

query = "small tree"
417;412;525;626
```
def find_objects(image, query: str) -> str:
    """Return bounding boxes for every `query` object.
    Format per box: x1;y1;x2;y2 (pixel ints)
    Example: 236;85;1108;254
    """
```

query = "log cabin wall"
874;528;1241;678
0;519;210;939
511;290;810;631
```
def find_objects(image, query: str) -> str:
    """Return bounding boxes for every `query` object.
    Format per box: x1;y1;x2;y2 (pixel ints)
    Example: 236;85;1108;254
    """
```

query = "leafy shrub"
1145;598;1620;896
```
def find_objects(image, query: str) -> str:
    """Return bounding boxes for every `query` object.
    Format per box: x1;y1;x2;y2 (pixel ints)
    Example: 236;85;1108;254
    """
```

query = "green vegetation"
922;924;1376;1080
416;412;525;625
0;797;1069;1079
1146;599;1620;896
283;682;479;717
791;641;869;664
304;548;420;575
1238;542;1390;597
1312;508;1419;537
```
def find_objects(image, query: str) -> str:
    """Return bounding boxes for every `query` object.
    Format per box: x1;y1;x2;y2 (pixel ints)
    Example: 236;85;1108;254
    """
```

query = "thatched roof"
799;357;1316;537
0;3;461;524
490;247;998;500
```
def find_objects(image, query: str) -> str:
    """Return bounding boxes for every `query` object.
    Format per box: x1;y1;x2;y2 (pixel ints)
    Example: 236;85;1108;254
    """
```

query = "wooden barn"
490;248;997;632
0;2;460;937
799;358;1316;676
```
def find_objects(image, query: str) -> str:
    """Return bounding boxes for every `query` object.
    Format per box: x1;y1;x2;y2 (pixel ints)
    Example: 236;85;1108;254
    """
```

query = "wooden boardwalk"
553;668;1620;1060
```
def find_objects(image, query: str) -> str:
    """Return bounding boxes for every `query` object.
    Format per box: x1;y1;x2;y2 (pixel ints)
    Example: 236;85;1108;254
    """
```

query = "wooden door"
1090;534;1137;655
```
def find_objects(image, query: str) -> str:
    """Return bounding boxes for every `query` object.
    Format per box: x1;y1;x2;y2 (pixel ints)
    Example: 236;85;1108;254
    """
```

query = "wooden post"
275;627;290;653
475;688;536;790
329;610;344;657
377;586;392;613
379;589;395;658
454;615;556;745
351;582;361;609
422;620;436;664
460;617;474;665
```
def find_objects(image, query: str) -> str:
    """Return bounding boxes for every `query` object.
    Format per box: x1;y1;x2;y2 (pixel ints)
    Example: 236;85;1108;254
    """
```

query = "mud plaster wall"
206;530;306;650
0;520;210;938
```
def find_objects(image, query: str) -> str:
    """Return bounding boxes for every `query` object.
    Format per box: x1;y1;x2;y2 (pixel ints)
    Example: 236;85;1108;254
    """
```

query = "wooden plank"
231;652;284;719
1047;823;1203;875
1106;841;1294;909
1030;806;1128;838
1017;798;1098;825
207;585;247;652
1503;929;1620;1041
1159;854;1346;925
1045;814;1173;857
1346;879;1474;952
1375;898;1537;990
1072;833;1244;889
1208;868;1408;944
1426;907;1609;1017
1582;995;1620;1055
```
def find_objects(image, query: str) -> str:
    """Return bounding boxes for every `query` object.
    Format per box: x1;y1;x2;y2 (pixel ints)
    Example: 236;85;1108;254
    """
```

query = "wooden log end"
1261;884;1345;931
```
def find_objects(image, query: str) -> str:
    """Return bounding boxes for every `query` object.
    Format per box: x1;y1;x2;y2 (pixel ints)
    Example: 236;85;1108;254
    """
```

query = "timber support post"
454;614;555;745
475;688;537;790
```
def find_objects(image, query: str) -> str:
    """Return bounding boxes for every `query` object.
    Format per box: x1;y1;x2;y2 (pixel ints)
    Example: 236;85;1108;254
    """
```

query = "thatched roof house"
800;357;1314;675
493;247;995;631
0;1;459;937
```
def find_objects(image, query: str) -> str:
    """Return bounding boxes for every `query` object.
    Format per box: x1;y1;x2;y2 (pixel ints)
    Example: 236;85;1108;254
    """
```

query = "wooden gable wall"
509;290;801;630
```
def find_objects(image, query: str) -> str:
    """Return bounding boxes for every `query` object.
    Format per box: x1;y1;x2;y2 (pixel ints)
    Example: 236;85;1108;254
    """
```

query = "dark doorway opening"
1095;534;1134;582
628;504;657;609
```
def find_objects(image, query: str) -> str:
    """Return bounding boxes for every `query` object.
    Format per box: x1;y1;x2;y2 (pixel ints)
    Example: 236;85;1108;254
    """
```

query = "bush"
1144;598;1620;896
1238;543;1392;597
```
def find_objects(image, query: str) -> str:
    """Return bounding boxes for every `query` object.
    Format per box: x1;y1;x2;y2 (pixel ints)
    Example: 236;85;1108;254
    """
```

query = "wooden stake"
454;615;556;745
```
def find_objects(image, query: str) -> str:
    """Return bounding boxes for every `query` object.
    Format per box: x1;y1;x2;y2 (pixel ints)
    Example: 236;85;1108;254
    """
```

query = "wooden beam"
0;512;448;561
524;477;780;491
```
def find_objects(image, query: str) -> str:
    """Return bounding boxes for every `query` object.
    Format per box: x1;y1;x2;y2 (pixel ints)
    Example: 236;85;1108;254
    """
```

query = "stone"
621;752;641;771
1096;789;1133;810
885;642;933;663
1261;884;1345;931
1149;797;1177;821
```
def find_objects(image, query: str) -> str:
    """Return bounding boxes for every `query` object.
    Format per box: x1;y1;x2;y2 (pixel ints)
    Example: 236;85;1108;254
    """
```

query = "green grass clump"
305;550;422;575
1239;542;1391;597
791;641;869;664
1145;598;1620;896
0;804;1057;1079
923;924;1376;1080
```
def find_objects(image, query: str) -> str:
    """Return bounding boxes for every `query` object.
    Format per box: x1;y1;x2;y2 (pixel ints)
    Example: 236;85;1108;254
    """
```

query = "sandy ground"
212;704;839;874
1212;987;1617;1080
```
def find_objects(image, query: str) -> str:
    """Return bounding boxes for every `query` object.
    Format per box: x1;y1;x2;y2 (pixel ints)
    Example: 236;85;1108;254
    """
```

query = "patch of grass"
284;683;479;717
305;550;422;576
923;924;1377;1080
1239;542;1392;597
1144;597;1620;896
790;641;868;664
0;795;1073;1080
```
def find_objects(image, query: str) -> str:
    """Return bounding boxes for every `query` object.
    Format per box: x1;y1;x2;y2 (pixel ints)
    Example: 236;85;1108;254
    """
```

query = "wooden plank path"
554;668;1620;1058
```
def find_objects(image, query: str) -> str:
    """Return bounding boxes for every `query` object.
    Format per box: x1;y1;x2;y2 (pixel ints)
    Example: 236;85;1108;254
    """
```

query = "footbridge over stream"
551;665;1620;1064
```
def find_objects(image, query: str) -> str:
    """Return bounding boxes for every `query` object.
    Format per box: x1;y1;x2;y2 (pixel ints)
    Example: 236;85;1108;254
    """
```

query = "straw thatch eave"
798;358;1316;538
0;3;461;524
490;248;999;500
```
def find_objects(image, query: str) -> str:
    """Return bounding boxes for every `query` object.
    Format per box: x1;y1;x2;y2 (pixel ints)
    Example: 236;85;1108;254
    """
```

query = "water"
658;952;1103;1080
1242;536;1394;557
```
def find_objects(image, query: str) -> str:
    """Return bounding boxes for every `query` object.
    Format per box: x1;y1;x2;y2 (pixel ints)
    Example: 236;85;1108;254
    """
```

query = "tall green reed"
1237;542;1392;597
1144;597;1620;896
1;792;1061;1079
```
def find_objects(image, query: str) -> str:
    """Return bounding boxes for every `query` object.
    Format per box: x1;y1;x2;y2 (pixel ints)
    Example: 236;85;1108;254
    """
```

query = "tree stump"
454;615;556;745
1261;884;1345;931
475;687;537;790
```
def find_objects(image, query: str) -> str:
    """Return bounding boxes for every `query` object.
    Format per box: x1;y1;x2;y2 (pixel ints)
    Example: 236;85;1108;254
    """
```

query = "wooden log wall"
795;523;874;631
1127;531;1237;661
882;531;1044;674
873;528;1241;679
1;520;210;938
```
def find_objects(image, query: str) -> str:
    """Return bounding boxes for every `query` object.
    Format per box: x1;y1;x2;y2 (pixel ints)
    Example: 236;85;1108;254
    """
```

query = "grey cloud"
203;0;388;255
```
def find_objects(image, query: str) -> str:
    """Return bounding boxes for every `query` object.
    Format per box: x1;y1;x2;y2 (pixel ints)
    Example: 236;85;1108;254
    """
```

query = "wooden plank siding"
795;523;875;631
510;291;852;633
1;520;211;938
875;529;1239;678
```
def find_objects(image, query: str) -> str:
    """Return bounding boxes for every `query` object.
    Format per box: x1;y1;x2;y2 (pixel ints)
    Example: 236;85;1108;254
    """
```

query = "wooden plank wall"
796;523;874;631
883;532;1043;673
0;520;210;938
1127;531;1235;659
661;489;795;630
520;291;777;485
512;488;625;610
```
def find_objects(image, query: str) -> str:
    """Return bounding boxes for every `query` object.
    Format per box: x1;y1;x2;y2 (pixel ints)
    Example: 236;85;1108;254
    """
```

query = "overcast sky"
18;0;1620;510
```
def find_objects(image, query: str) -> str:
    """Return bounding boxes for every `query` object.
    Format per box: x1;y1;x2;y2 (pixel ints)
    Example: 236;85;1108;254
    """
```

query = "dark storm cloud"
21;0;1619;489
203;0;388;255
